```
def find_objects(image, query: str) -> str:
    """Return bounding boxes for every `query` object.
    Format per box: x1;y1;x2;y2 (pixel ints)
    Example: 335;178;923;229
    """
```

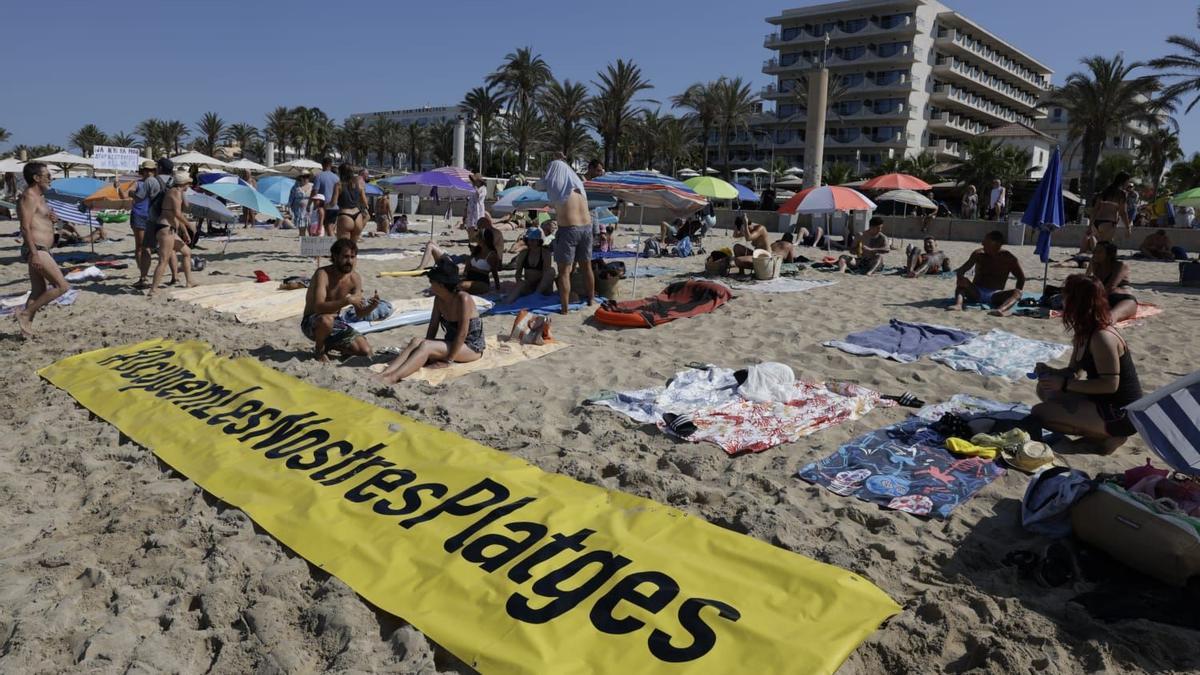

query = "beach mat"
484;293;597;316
0;288;81;316
726;277;836;294
594;280;731;328
1048;302;1163;328
374;335;569;385
347;296;493;334
930;329;1069;379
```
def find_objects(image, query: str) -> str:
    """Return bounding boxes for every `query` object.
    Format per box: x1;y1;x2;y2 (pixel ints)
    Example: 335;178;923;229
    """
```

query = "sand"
1;216;1198;674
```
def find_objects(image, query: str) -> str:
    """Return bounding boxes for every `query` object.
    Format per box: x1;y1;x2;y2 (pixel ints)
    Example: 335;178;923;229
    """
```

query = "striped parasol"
777;186;876;214
585;171;707;212
432;166;473;182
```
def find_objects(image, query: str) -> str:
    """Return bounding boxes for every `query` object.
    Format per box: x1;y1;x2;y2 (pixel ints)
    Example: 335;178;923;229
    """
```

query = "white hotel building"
758;0;1053;172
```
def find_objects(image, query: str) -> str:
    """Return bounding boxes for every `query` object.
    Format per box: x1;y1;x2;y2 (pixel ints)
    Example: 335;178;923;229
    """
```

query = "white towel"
739;362;796;403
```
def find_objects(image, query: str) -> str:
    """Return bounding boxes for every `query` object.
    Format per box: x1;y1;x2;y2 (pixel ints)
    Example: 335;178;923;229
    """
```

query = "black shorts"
1096;401;1136;437
323;209;340;226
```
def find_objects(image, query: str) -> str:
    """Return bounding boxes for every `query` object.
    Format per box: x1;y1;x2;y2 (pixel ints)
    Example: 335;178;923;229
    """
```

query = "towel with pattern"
727;278;837;294
798;398;1018;518
824;320;976;363
929;329;1069;379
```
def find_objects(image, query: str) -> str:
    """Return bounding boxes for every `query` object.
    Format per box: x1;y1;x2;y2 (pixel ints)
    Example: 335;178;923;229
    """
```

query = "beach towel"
1047;302;1163;328
590;366;885;455
64;265;105;282
345;296;493;334
957;291;1039;310
371;335;568;385
799;398;1017;518
378;269;427;278
626;265;674;278
170;281;308;323
358;249;420;262
594;280;732;328
0;288;80;316
930;329;1069;379
824;320;977;363
387;231;427;238
592;250;642;260
218;235;268;242
727;277;836;294
484;293;598;316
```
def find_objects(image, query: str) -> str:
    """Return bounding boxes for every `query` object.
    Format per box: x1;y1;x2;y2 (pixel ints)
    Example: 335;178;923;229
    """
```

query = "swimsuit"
337;182;362;211
976;286;999;304
465;258;491;283
440;315;486;354
1077;330;1143;437
1103;269;1136;308
300;313;361;348
20;242;50;261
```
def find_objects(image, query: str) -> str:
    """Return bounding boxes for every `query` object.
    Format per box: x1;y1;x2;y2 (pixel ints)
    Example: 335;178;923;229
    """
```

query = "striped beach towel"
1126;371;1200;476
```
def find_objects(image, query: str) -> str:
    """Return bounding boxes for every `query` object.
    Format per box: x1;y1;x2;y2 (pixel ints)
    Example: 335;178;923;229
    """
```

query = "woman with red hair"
1031;275;1143;453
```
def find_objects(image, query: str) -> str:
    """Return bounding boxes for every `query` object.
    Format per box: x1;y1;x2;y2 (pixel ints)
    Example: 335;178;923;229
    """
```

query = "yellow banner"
40;340;899;674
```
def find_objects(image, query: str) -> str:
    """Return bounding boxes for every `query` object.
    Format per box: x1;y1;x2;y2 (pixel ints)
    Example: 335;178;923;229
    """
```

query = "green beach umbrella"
683;176;738;200
1171;187;1200;208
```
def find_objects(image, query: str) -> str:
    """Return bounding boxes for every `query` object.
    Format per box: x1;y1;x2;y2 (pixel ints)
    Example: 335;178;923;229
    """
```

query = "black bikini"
1077;330;1143;437
440;315;486;353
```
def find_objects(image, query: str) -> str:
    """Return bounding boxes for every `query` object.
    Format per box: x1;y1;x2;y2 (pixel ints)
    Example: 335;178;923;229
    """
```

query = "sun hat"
311;193;326;202
172;171;192;185
524;226;543;241
139;159;156;171
1002;440;1063;474
425;257;460;286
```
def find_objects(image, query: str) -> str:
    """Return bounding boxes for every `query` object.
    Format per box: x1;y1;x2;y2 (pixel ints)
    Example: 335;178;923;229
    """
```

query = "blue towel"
484;293;601;316
957;291;1039;311
824;320;976;363
592;250;641;260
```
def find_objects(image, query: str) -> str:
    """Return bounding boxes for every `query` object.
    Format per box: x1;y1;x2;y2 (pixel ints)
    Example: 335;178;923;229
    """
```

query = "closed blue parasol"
200;182;283;220
1022;147;1066;286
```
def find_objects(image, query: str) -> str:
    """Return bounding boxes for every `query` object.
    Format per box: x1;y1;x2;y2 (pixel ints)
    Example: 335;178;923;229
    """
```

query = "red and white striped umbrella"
777;185;876;214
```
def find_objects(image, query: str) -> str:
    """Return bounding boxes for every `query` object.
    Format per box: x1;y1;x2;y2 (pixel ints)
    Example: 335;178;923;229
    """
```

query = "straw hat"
172;171;192;186
1001;441;1063;473
139;159;156;171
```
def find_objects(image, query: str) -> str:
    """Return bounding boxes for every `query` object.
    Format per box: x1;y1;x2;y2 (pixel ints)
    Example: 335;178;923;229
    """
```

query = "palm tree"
69;124;108;157
223;123;261;159
487;47;553;171
194;112;226;156
672;82;719;176
109;131;137;148
1136;126;1183;196
1151;10;1200;113
135;118;163;157
462;86;505;174
589;59;654;170
159;120;189;155
264;106;292;159
1165;151;1200;191
538;78;592;163
953;138;1030;194
1049;55;1166;198
402;122;426;171
499;108;546;169
658;117;697;177
289;107;335;159
0;127;10;147
790;72;853;120
425;120;457;167
823;162;858;186
712;77;758;179
338;116;368;165
368;117;398;169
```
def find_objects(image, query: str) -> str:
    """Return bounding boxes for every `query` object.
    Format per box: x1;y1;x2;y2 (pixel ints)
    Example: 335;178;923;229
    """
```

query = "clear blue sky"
3;0;1199;153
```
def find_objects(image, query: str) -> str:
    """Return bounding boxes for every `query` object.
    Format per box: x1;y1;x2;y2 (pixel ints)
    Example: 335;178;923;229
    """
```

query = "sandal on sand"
883;392;925;408
685;361;711;370
663;413;697;438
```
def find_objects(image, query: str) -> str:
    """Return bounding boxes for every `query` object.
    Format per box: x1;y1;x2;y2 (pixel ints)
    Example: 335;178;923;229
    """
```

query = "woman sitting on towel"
503;227;556;304
1088;241;1137;323
1030;274;1143;454
377;258;485;383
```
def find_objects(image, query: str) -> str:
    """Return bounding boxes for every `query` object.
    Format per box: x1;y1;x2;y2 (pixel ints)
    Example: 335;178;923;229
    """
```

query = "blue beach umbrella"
512;189;616;211
200;182;283;220
732;182;760;203
364;182;384;196
48;177;106;200
184;190;237;223
254;175;296;205
197;172;249;187
1022;147;1066;287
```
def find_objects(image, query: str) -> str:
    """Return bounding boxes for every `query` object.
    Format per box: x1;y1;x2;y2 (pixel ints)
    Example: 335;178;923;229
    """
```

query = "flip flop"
882;392;925;408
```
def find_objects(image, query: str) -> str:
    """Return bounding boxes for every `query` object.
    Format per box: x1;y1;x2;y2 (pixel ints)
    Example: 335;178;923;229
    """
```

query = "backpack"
642;238;662;257
675;236;694;258
147;176;172;223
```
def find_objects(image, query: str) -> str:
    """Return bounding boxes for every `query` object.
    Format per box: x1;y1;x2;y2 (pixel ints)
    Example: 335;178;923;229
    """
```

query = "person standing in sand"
301;238;374;362
541;159;594;314
313;157;340;236
331;163;369;242
148;171;196;298
949;230;1025;315
14;162;70;338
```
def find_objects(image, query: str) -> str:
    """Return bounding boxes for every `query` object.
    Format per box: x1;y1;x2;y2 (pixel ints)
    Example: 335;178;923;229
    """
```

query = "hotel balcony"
926;111;988;136
764;44;916;74
759;83;796;100
926;139;963;159
826;130;909;147
931;58;1042;113
763;14;926;48
934;29;1050;91
931;83;1022;126
830;102;913;121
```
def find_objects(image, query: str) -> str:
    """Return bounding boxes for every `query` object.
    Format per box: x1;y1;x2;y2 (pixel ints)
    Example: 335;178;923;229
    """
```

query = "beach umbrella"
703;167;720;175
732;182;760;203
683;176;739;200
255;175;296;205
860;173;932;191
432;165;473;182
378;170;476;237
270;158;323;175
1170;186;1200;208
171;151;229;169
1022;146;1066;288
84;181;137;210
0;158;26;173
35;151;94;176
364;182;384;197
48;177;106;199
732;168;751;175
226;158;271;173
199;182;283;220
875;189;936;210
197;172;249;187
777;185;876;215
185;190;237;223
511;189;616;211
784;166;804;175
491;185;534;213
774;176;806;189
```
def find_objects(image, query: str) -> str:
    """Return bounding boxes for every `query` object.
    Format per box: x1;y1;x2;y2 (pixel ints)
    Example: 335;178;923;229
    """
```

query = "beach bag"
1071;482;1200;587
643;238;662;257
752;254;782;280
1021;467;1093;538
675;236;693;258
1181;261;1200;287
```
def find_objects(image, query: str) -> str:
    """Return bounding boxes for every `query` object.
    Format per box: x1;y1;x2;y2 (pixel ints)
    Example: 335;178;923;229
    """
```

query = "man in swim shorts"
950;230;1026;315
302;238;374;361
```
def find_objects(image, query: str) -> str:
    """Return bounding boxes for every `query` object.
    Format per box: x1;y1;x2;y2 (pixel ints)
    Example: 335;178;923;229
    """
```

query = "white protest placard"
92;145;143;172
300;236;336;258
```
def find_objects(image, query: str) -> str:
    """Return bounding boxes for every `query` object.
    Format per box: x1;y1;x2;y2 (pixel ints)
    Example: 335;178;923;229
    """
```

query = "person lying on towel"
301;238;374;362
949;230;1026;316
905;237;950;278
503;227;556;304
376;257;485;383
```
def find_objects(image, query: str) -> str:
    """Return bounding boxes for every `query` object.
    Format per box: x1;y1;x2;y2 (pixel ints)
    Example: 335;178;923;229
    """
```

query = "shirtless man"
1138;229;1174;260
147;171;195;298
301;238;374;361
770;232;797;262
838;216;888;275
733;215;769;254
949;230;1026;316
905;237;950;278
15;162;70;338
541;159;593;313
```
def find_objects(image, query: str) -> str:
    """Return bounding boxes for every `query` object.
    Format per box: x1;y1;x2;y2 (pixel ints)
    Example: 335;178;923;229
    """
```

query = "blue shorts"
131;214;149;232
977;286;998;305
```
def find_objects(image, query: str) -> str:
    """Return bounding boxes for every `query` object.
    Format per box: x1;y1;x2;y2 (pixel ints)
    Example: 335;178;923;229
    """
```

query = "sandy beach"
1;217;1198;674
